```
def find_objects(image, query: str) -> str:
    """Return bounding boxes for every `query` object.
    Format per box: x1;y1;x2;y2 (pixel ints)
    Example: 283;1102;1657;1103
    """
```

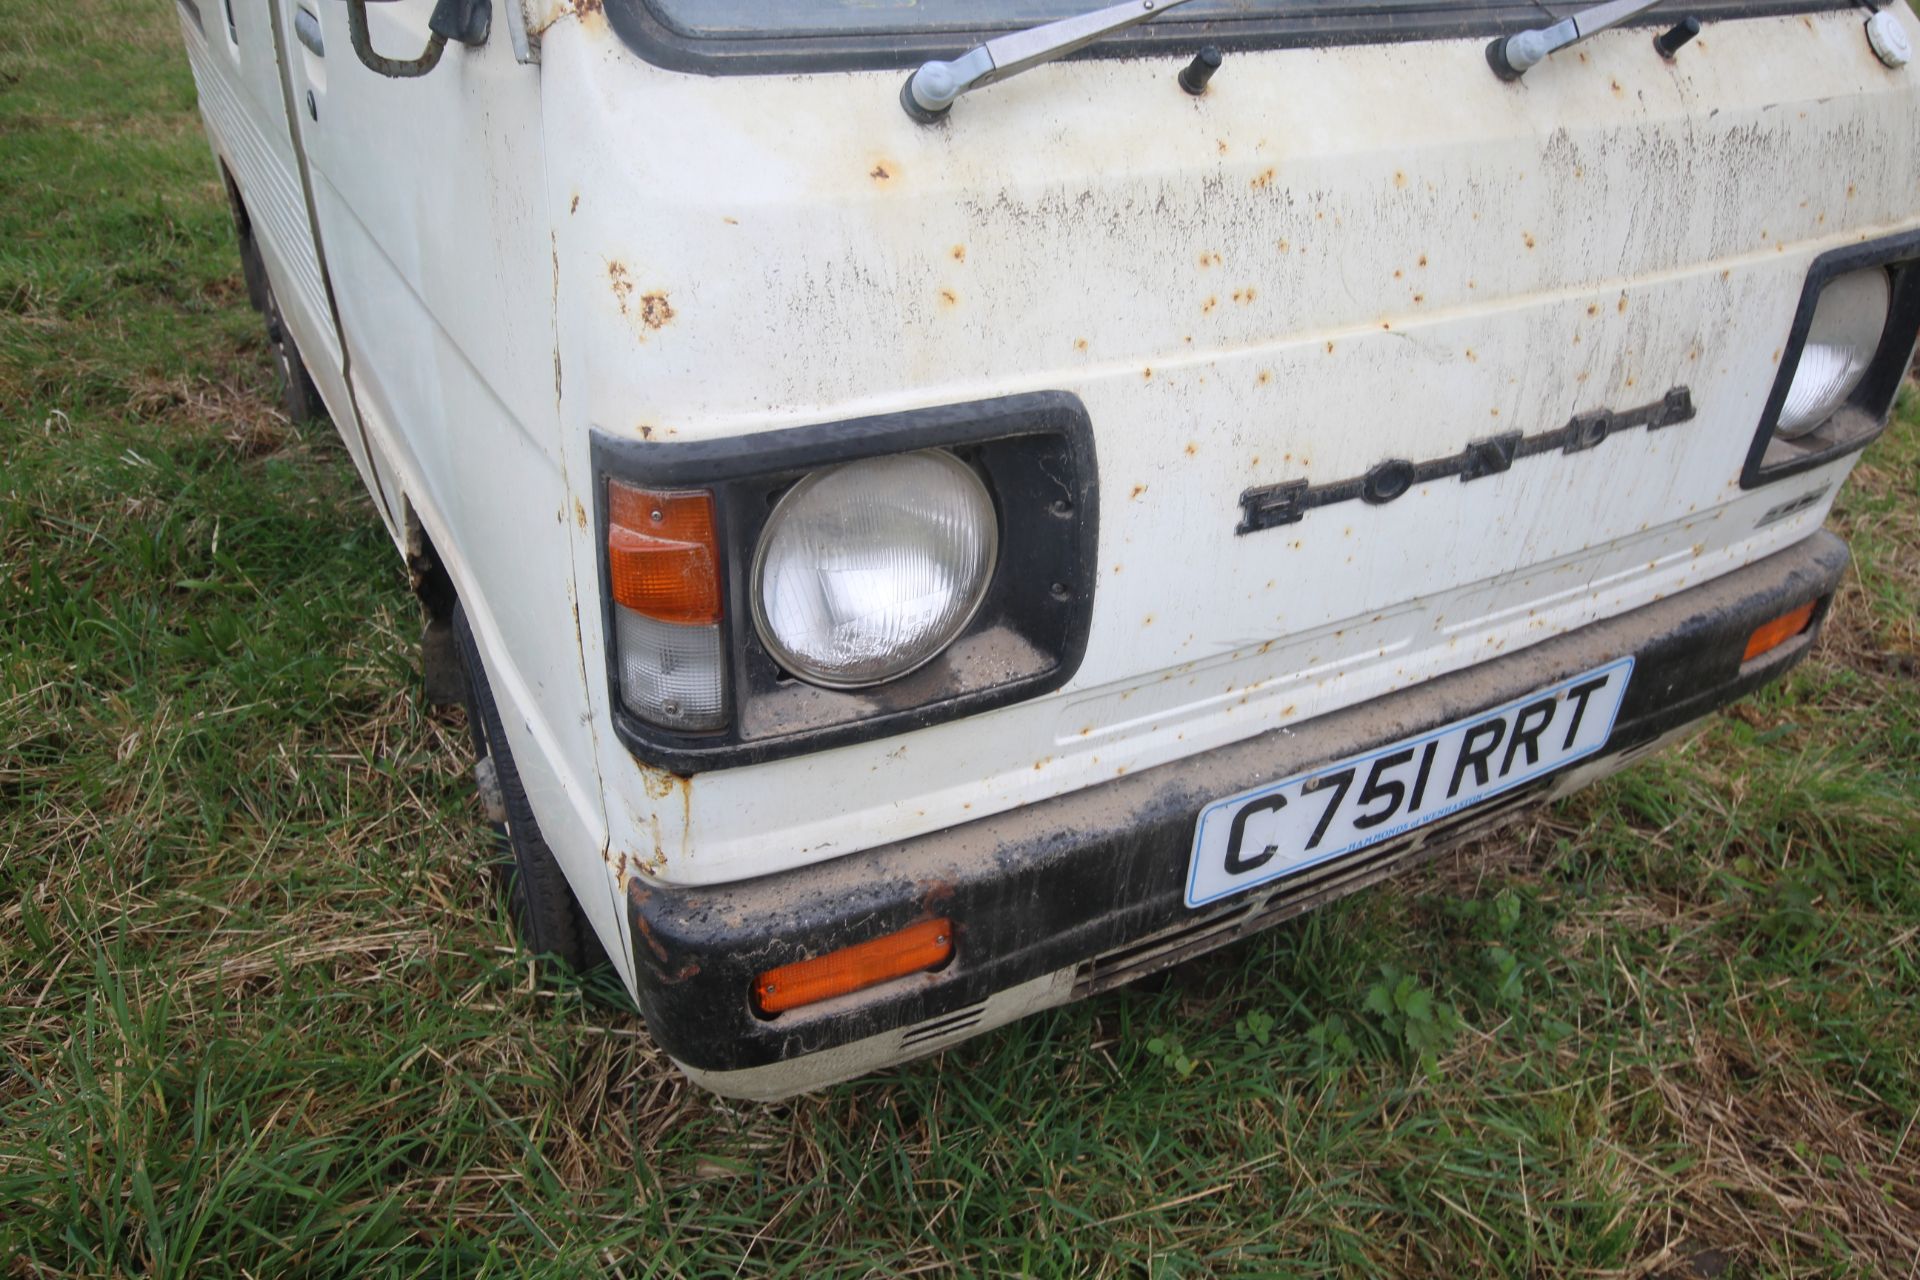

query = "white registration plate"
1185;658;1634;908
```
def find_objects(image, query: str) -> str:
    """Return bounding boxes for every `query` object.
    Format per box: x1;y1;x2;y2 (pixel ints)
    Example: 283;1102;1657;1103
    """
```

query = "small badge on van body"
1236;386;1694;534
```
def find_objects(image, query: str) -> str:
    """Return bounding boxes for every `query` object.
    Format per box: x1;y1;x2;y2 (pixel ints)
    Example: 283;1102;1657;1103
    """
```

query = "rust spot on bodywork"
870;162;893;182
573;498;587;530
1074;337;1089;351
1252;168;1275;189
1130;484;1148;499
630;842;668;879
939;288;958;306
951;245;966;262
608;262;676;336
640;292;674;329
640;768;686;801
569;193;579;214
629;897;672;963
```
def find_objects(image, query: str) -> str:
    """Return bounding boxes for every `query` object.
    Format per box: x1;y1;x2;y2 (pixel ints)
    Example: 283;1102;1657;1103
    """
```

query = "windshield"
649;0;1472;38
609;0;1847;71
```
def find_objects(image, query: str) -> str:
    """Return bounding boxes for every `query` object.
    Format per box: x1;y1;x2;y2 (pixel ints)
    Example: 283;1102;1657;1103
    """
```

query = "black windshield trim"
604;0;1857;75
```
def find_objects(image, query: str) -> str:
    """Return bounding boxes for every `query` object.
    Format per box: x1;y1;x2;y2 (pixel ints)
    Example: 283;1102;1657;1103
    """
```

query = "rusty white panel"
541;8;1920;887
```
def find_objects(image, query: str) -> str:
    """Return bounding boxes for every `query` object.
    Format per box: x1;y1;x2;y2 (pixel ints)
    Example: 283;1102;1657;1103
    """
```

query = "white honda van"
174;0;1918;1097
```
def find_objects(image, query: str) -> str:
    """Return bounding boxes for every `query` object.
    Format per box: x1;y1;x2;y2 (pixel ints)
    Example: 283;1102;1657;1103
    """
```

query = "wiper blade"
902;0;1199;123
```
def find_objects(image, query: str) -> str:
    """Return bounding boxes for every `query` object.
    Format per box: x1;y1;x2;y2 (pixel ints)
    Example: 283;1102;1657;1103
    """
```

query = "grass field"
4;2;1919;1275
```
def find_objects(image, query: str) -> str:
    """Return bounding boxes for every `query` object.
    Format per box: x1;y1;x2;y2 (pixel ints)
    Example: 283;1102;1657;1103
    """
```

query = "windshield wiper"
902;0;1199;123
1486;0;1663;79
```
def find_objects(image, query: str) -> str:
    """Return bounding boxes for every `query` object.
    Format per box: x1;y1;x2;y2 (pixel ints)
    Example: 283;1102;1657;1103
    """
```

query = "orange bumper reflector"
607;481;720;625
1744;600;1817;662
754;918;954;1016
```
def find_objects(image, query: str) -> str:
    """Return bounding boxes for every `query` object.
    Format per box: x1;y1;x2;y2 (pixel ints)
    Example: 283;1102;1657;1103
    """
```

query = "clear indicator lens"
1775;267;1892;440
614;606;726;731
752;451;998;689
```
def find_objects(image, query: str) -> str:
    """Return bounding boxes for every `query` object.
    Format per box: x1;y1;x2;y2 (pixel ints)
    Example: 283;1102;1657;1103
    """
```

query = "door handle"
294;6;325;55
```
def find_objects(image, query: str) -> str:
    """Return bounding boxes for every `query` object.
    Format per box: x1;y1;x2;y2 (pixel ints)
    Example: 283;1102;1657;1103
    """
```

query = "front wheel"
262;280;325;426
451;603;608;977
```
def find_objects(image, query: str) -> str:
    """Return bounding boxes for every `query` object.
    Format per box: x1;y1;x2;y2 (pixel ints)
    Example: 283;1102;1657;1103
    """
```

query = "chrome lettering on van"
1236;387;1695;534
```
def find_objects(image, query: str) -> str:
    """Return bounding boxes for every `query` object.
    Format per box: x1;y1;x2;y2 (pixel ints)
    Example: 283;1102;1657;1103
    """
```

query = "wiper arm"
902;0;1199;123
1486;0;1663;79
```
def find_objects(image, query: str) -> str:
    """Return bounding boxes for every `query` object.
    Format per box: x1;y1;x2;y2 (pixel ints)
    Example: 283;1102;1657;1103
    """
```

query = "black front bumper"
629;532;1848;1074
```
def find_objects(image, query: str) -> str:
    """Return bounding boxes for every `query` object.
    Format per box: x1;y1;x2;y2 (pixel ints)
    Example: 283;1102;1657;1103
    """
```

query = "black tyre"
223;169;270;315
224;170;318;425
263;283;326;425
451;602;608;977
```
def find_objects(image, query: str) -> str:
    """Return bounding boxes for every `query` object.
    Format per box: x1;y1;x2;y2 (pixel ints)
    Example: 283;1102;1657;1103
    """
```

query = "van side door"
274;1;626;972
177;0;358;472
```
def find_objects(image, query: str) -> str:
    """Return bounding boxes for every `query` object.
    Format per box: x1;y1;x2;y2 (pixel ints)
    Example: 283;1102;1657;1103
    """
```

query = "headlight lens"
752;450;997;688
1775;267;1892;439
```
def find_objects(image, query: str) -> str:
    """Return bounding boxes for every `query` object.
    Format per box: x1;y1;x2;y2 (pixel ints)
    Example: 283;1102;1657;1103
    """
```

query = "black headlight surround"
1741;228;1920;489
592;392;1098;774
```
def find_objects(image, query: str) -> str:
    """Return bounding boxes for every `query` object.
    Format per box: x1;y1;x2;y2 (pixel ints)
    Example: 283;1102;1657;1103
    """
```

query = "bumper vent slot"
1073;900;1260;996
899;1000;988;1049
1075;781;1548;997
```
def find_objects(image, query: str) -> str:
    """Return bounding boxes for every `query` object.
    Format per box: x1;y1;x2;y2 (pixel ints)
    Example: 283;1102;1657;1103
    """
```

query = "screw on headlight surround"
1741;228;1920;489
591;392;1098;774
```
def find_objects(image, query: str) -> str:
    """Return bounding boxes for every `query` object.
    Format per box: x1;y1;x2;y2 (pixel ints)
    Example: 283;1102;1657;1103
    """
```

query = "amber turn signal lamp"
1743;600;1817;662
754;918;954;1016
607;481;721;625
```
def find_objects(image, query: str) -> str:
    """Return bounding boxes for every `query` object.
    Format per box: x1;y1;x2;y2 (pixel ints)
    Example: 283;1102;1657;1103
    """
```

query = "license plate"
1185;658;1634;908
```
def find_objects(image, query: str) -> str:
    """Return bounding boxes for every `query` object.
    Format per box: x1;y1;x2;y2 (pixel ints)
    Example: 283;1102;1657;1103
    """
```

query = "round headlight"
752;450;998;688
1775;267;1891;440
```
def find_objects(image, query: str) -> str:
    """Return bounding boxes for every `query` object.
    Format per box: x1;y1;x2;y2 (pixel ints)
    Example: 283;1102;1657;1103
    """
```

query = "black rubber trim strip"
629;530;1849;1072
604;0;1855;76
